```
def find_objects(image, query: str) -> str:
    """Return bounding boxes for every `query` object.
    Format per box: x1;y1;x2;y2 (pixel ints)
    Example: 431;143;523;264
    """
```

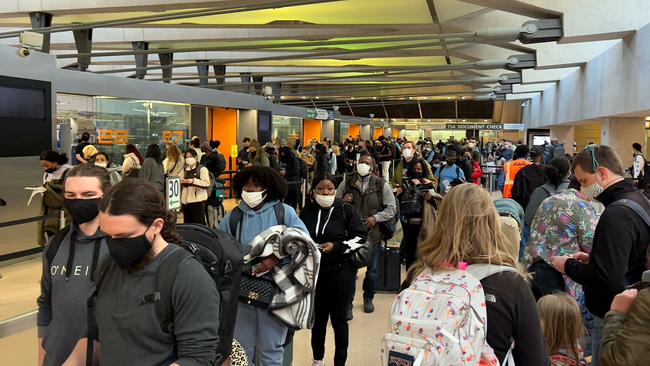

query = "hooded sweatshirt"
37;226;108;366
219;200;308;250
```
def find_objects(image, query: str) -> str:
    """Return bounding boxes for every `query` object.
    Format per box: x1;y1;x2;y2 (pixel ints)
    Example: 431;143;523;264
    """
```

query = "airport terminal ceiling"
0;1;646;121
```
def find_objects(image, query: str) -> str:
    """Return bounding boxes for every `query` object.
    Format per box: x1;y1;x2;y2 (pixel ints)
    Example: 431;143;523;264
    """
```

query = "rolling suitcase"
376;245;401;292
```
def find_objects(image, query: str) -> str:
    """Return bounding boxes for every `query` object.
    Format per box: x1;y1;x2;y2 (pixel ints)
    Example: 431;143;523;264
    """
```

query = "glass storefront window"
340;123;349;140
57;94;190;164
272;115;302;144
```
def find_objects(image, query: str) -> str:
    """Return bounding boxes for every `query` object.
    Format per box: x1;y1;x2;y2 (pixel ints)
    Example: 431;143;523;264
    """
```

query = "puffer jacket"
600;287;650;366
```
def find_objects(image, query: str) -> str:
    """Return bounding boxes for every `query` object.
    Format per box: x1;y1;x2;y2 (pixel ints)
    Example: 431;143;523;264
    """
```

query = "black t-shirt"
75;141;90;157
481;271;549;366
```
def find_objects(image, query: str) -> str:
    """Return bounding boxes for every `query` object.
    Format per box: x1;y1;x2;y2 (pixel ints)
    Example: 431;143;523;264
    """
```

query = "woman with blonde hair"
250;140;270;167
410;183;547;366
163;143;184;177
538;293;588;366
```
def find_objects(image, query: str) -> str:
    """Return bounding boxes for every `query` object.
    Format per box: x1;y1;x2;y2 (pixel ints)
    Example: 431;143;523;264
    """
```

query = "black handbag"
239;271;277;309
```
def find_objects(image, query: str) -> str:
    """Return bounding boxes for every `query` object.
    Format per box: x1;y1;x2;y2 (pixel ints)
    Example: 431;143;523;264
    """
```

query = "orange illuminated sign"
162;130;185;144
98;129;129;145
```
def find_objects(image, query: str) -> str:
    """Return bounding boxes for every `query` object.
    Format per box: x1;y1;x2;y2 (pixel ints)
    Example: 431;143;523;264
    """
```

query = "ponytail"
162;210;183;244
544;164;562;187
546;156;571;188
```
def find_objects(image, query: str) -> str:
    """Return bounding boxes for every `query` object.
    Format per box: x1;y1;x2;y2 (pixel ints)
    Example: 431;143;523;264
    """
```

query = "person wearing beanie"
502;144;531;198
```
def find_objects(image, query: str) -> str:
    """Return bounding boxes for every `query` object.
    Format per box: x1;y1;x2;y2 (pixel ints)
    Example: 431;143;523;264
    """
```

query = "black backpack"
374;178;398;241
173;224;243;363
87;225;243;366
399;185;424;222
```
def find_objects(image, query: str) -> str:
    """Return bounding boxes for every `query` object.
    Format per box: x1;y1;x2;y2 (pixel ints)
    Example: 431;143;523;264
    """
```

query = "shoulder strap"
229;207;243;237
611;199;650;227
274;201;285;226
86;257;114;366
541;185;554;196
45;226;70;264
465;263;519;281
375;177;384;207
154;247;193;333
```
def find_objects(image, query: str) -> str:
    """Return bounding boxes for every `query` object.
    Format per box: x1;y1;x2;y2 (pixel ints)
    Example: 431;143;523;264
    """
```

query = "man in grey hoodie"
37;163;110;366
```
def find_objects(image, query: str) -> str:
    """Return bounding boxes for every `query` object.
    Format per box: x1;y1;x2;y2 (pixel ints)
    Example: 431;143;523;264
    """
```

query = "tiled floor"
0;197;403;365
0;257;399;365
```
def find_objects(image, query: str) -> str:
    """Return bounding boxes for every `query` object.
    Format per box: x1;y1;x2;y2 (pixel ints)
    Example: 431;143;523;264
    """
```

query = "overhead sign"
307;108;329;120
97;129;129;145
166;177;181;210
503;123;525;131
445;123;504;130
328;110;341;120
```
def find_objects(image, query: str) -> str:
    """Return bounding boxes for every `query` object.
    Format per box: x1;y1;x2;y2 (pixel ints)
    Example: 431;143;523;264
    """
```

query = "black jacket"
482;271;549;366
299;199;367;272
565;180;650;318
512;163;546;210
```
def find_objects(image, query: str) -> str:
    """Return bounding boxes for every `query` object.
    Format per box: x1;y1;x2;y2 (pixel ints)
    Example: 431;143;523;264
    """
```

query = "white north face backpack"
381;264;517;366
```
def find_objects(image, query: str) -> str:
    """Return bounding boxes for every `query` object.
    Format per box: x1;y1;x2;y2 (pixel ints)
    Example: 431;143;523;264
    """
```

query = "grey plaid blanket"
244;225;321;329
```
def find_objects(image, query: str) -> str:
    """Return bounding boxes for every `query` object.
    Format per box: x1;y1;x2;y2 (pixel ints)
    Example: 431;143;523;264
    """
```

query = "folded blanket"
244;225;321;329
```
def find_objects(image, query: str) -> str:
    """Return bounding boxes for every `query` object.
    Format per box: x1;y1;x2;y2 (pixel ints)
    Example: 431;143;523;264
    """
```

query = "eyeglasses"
585;144;600;171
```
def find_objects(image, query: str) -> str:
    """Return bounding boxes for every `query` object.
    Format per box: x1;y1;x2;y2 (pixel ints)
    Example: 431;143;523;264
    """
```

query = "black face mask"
411;172;423;179
44;167;57;173
64;198;100;224
106;230;153;268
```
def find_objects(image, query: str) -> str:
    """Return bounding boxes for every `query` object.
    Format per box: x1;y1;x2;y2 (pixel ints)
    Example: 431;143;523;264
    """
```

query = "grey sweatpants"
234;303;288;366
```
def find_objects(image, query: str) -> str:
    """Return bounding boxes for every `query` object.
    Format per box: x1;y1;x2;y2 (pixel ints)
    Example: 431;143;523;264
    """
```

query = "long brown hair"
165;143;183;163
125;144;144;164
537;293;584;363
99;179;181;243
409;183;517;279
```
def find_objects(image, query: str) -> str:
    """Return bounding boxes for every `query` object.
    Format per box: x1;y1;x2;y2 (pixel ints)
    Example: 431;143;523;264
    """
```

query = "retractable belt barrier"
0;215;47;229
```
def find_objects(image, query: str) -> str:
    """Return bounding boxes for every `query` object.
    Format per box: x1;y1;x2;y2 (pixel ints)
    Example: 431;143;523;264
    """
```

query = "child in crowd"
538;293;588;366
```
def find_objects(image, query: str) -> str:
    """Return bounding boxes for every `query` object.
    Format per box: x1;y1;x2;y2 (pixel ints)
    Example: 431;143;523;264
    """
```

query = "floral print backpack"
381;266;508;366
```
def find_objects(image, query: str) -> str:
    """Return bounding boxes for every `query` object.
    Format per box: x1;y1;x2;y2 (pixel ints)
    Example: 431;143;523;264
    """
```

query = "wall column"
601;117;646;168
550;125;575;155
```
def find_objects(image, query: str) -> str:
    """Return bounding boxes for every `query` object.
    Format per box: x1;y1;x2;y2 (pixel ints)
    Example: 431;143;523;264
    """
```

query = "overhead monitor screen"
0;77;51;157
532;135;551;146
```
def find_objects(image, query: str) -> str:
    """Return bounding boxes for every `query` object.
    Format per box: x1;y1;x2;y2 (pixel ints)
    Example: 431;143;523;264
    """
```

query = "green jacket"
390;157;435;187
600;287;650;366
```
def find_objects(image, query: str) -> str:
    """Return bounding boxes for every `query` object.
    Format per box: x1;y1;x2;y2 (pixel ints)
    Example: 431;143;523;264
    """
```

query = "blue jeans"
591;316;604;366
234;303;288;366
362;242;383;299
519;225;531;261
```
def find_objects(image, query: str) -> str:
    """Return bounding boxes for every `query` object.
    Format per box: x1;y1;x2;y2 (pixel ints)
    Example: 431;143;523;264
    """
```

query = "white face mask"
242;189;267;208
315;193;336;208
402;148;414;160
580;182;604;202
356;163;371;176
95;162;108;168
185;157;197;167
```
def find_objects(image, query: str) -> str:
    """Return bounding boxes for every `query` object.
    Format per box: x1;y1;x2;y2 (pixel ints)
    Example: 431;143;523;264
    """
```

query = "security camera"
18;31;43;57
18;47;30;57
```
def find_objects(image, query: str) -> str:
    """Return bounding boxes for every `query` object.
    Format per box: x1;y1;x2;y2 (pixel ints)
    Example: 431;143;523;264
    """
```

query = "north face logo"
485;293;497;303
